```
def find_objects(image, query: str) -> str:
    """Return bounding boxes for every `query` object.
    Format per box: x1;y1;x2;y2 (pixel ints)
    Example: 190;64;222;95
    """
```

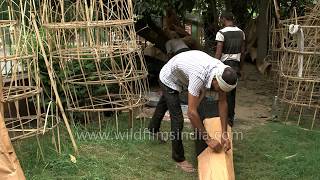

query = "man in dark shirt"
215;11;245;126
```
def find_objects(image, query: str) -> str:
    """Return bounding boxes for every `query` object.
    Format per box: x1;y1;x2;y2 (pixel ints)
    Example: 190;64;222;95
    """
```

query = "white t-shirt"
215;26;245;62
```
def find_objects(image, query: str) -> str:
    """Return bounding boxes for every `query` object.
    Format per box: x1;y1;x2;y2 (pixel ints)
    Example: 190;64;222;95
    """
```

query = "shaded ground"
234;63;274;131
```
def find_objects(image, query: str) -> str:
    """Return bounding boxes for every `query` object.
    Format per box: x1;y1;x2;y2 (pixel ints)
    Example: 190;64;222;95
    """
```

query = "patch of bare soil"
234;63;275;132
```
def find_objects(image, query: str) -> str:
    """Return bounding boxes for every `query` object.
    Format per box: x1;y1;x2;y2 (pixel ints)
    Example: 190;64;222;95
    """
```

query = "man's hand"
205;139;223;152
221;135;231;152
218;91;230;152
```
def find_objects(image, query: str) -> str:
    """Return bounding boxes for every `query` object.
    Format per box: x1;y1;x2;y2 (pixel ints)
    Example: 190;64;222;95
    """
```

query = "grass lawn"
234;122;320;180
14;114;320;179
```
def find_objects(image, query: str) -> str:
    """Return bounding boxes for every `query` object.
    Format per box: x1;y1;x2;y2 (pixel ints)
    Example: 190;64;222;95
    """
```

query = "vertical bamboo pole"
31;14;78;154
311;108;318;130
128;108;133;129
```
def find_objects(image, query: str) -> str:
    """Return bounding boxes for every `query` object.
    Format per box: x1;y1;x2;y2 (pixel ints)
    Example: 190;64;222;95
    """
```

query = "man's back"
215;26;245;62
160;50;226;96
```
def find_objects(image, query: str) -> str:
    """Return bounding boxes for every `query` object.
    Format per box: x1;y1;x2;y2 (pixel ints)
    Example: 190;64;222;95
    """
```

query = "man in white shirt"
148;50;238;172
215;11;245;126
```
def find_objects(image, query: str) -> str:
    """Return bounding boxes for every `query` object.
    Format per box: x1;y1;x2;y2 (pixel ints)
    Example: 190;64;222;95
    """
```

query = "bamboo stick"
31;14;79;154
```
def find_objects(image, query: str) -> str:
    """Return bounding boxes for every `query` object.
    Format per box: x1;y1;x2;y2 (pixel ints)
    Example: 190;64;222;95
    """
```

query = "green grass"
13;115;320;179
14;114;197;180
234;122;320;180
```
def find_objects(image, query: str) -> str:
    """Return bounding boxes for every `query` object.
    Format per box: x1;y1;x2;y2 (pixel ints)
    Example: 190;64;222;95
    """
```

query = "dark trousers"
223;60;241;124
195;97;219;156
148;82;185;162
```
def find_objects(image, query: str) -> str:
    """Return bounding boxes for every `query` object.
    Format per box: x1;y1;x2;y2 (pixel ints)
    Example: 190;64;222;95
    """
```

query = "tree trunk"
256;0;271;73
202;0;219;55
211;0;219;30
135;16;169;53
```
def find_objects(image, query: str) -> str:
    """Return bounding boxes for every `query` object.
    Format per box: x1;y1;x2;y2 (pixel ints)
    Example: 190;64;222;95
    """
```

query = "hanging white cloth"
289;24;304;77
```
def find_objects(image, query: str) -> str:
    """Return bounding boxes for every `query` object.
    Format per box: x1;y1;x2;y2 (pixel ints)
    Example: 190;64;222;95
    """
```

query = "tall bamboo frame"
41;0;149;128
0;0;76;154
276;3;320;129
269;21;283;85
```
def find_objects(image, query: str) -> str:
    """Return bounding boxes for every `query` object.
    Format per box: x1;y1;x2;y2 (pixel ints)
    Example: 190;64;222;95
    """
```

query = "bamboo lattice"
269;21;283;84
41;0;149;127
0;0;65;155
276;2;320;129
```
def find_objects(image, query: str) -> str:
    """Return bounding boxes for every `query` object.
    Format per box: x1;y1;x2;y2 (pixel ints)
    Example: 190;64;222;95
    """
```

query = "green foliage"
134;0;195;17
278;0;316;19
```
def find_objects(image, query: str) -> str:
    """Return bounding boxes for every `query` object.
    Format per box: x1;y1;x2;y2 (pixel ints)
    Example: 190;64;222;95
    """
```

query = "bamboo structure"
0;0;77;154
0;76;25;179
269;21;283;84
41;0;149;128
0;1;47;140
276;3;320;129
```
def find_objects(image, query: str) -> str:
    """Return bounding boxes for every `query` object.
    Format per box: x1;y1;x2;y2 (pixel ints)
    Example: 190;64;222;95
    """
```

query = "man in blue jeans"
148;50;238;172
215;11;245;126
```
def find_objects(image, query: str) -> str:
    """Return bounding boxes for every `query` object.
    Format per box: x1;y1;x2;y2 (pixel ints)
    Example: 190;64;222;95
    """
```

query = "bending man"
148;50;238;172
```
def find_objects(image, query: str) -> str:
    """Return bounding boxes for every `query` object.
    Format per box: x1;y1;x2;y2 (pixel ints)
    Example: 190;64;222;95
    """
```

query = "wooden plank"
198;117;235;180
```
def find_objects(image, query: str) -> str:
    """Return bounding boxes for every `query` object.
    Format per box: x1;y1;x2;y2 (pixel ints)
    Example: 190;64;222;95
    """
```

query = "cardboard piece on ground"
0;115;26;179
198;117;235;180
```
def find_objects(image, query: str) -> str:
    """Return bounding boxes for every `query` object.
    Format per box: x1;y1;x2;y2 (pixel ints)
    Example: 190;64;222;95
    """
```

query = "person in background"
215;11;245;126
165;31;190;58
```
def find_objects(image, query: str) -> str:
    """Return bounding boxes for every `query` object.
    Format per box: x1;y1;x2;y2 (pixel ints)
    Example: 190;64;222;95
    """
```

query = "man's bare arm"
218;91;228;134
218;90;231;151
187;93;206;133
215;41;224;60
188;92;223;152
